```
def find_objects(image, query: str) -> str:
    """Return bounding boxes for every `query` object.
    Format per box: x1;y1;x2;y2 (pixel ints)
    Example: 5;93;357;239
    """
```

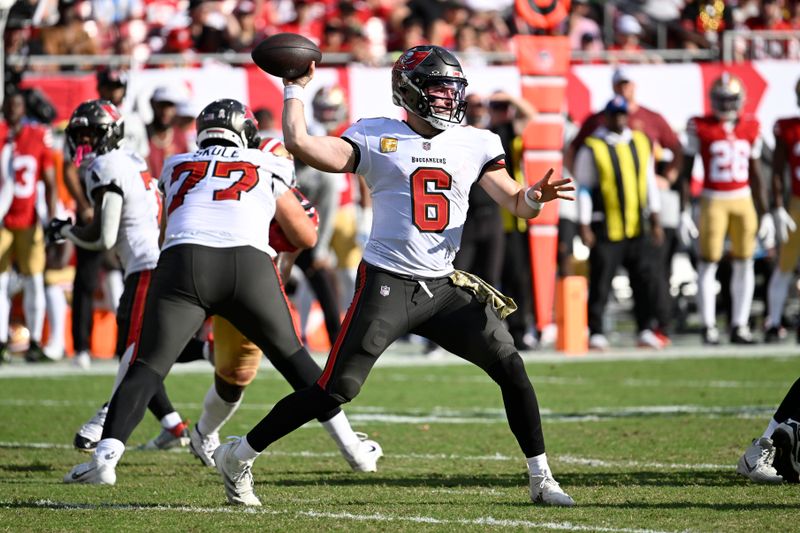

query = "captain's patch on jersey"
380;137;398;153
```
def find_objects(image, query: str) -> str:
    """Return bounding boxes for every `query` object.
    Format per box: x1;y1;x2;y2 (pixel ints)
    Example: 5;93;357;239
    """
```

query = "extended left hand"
44;217;72;246
527;168;575;204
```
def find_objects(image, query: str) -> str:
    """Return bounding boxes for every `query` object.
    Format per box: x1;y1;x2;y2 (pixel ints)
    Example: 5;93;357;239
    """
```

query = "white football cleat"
589;333;609;351
530;472;575;506
637;329;664;350
736;437;782;484
213;437;261;506
74;404;108;452
189;424;220;467
64;458;116;485
341;432;383;472
141;420;190;450
72;351;92;370
771;419;800;483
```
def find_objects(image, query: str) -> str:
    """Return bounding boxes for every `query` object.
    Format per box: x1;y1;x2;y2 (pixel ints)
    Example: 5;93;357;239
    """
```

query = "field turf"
0;349;798;532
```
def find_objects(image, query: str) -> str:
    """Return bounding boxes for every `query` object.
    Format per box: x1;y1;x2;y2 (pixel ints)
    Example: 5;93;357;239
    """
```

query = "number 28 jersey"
685;115;761;197
159;145;294;255
343;118;505;278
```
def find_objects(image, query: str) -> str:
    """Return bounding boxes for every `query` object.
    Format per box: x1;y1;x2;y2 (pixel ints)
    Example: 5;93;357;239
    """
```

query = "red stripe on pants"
318;262;367;388
127;270;152;364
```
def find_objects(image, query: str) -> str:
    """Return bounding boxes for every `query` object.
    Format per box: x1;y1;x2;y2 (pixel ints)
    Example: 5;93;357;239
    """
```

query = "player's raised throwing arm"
282;62;358;174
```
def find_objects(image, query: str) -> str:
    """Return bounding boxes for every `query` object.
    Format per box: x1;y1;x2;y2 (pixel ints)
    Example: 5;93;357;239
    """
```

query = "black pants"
72;247;103;353
295;249;341;344
650;228;677;332
588;234;658;334
102;245;340;443
501;230;535;341
775;377;800;423
246;261;548;458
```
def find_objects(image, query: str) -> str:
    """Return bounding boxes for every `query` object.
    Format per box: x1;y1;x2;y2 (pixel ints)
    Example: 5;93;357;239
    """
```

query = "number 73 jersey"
343;118;505;278
685;115;762;197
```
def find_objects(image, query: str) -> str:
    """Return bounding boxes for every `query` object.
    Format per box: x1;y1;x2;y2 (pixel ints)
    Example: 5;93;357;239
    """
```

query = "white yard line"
0;441;731;472
4;499;683;533
0;344;796;379
0;398;774;423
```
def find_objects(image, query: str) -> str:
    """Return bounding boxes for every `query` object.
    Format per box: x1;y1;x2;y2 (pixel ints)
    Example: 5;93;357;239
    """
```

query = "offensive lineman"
64;99;380;486
211;46;576;507
680;73;773;345
49;100;191;452
188;127;381;472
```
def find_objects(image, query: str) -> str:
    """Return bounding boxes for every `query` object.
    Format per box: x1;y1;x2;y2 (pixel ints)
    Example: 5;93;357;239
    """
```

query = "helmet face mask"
65;99;125;165
392;46;468;130
710;73;744;121
197;99;258;150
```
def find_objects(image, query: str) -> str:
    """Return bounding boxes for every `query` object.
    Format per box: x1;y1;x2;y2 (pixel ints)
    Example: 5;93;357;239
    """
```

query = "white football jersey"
343;118;504;277
84;149;160;277
159;145;293;254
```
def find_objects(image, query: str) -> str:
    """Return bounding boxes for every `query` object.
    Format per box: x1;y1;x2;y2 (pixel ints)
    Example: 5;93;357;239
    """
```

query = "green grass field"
1;351;798;532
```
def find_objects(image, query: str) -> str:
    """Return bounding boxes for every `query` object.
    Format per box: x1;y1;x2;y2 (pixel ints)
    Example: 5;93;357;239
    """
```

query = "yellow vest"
501;135;528;233
584;130;651;242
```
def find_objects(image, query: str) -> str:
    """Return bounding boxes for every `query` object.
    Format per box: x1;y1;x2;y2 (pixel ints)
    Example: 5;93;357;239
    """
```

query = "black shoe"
764;326;787;344
771;420;800;483
0;342;9;365
702;327;720;345
24;341;51;363
731;326;757;345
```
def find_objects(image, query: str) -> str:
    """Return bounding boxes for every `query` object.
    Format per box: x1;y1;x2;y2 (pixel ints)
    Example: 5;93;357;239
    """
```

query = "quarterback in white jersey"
218;45;575;508
48;99;190;454
347;117;505;277
64;99;381;488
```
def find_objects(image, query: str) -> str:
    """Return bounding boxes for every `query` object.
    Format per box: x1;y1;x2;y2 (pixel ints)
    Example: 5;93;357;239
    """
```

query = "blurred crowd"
4;0;800;71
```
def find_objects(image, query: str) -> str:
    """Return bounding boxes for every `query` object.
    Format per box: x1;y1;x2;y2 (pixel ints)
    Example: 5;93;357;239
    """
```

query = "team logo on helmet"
391;45;468;131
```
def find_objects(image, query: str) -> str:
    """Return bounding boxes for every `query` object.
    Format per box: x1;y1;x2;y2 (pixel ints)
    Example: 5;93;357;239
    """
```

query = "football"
251;33;322;79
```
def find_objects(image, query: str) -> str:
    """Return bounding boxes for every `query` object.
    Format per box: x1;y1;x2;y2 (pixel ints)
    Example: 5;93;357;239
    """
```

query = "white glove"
678;209;699;247
773;206;797;243
356;206;372;248
758;212;776;249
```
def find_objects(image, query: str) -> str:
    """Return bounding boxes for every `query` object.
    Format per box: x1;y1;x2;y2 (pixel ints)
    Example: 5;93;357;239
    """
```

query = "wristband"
524;187;543;211
284;84;305;101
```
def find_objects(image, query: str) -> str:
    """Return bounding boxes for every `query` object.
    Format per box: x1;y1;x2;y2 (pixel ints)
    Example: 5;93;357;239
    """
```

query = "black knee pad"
486;353;530;390
361;318;392;356
327;376;362;404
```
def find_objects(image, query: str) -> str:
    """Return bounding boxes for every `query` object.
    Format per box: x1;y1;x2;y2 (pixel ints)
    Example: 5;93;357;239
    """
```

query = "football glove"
678;209;699;247
758;212;777;249
773;206;797;243
44;217;72;246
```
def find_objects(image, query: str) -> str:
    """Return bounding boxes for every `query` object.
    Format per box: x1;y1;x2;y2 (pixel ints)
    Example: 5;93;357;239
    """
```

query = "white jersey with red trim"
158;145;293;254
84;149;160;277
343;118;505;277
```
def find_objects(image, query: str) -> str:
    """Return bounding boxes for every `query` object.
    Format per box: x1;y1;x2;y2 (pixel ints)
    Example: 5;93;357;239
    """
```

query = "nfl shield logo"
380;285;390;297
422;141;431;151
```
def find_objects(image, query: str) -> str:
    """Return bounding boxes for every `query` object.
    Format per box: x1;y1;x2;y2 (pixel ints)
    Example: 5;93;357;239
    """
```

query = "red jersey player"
0;91;57;363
